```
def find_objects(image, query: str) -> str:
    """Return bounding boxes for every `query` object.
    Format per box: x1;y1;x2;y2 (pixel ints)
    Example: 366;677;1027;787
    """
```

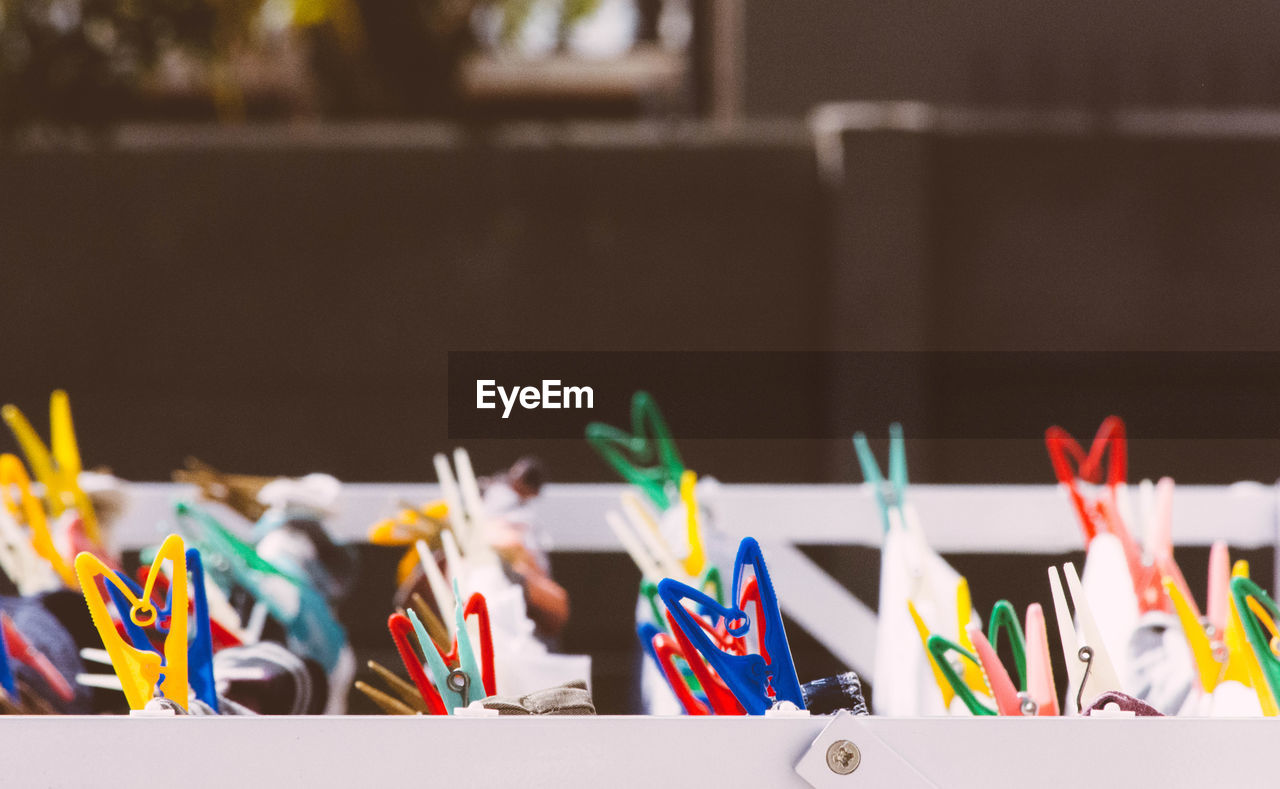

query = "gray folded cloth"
481;680;595;715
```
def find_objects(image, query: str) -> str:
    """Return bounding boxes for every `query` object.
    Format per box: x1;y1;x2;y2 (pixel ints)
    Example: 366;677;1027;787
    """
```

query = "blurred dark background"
6;1;1280;484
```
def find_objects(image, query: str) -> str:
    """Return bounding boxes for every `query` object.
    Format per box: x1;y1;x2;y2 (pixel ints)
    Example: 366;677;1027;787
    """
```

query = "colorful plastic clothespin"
966;623;1024;716
1024;603;1059;716
925;634;995;716
658;537;803;715
987;600;1027;693
0;454;76;588
586;391;685;509
173;501;347;672
1044;416;1126;544
0;496;58;596
1165;576;1223;695
852;422;907;533
678;471;708;577
662;610;743;715
432;448;498;564
2;391;101;547
369;499;448;586
1049;562;1123;713
104;547;218;710
638;622;715;716
1230;575;1280;715
909;600;957;708
954;578;988;696
407;582;494;712
620;491;684;579
0;612;75;703
76;534;189;710
0;615;16;699
388;613;447;715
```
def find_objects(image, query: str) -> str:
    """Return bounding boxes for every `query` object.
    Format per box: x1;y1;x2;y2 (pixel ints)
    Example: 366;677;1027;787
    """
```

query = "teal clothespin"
586;391;685;510
852;422;908;533
987;600;1028;693
409;580;484;713
173;501;347;673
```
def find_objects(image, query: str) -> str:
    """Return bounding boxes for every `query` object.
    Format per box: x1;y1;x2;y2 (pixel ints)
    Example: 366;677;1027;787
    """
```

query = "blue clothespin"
105;548;219;711
658;537;804;715
186;550;218;712
638;622;663;669
852;422;908;533
408;580;483;713
0;616;16;699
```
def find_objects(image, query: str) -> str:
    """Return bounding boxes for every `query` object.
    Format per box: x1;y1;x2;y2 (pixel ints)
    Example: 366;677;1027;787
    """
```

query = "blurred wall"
0;123;824;483
745;2;1280;116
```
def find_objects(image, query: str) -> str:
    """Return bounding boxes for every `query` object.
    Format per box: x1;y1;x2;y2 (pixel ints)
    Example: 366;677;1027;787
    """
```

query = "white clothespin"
433;450;498;565
0;507;57;596
440;528;466;592
416;538;457;638
606;510;662;582
621;491;684;580
1049;562;1123;713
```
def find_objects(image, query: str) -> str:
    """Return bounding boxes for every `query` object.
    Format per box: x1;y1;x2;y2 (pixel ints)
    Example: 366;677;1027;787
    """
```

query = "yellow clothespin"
1164;577;1223;693
1225;560;1277;715
2;391;101;546
75;534;189;711
368;499;448;586
909;599;958;708
955;577;988;693
678;470;707;576
0;454;76;588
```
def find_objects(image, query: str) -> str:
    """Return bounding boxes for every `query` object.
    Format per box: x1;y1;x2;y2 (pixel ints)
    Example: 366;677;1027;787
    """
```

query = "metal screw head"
825;739;861;775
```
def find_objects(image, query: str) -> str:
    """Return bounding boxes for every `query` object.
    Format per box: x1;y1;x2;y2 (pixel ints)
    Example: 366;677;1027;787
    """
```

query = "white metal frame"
0;713;1275;788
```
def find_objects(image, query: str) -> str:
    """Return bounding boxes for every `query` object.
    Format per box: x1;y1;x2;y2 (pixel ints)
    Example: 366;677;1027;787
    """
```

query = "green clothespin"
700;565;724;606
642;567;723;630
987;600;1028;693
641;579;665;626
409;580;484;713
1230;576;1280;709
926;633;996;716
586;391;685;509
173;501;347;672
852;423;908;533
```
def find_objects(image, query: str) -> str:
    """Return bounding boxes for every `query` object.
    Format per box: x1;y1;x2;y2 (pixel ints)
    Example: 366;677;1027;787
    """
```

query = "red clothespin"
0;612;73;702
1045;416;1127;543
388;613;447;715
664;610;744;715
649;631;712;715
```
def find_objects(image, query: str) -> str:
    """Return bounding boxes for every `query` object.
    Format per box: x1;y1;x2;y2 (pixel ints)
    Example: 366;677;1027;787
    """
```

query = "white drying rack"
115;480;1280;681
6;481;1276;789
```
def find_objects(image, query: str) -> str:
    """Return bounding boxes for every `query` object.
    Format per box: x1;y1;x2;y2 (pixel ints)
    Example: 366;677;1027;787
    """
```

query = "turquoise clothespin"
409;580;484;713
173;502;347;673
852;422;908;533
